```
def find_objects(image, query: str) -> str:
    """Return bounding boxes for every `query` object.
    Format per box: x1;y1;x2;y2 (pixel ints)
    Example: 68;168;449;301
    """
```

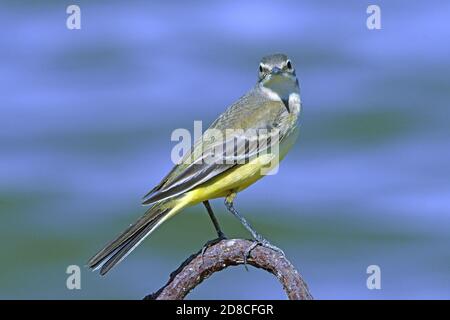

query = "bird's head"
258;53;296;80
257;53;299;113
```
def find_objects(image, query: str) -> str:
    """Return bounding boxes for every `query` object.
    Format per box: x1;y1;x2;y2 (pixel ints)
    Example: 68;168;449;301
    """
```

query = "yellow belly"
188;155;271;202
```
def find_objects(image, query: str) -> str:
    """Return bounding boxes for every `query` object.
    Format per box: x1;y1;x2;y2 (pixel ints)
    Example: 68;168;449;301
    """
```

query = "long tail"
87;199;183;275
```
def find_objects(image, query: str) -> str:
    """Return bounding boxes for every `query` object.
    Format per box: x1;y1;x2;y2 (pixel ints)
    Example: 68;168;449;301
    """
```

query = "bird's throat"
260;75;300;113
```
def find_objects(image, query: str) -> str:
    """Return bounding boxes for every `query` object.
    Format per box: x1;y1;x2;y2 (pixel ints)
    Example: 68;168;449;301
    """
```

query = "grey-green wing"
142;88;286;205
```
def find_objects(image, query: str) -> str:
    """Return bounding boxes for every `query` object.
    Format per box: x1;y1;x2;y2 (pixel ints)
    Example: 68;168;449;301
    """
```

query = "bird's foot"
200;233;228;264
243;237;285;271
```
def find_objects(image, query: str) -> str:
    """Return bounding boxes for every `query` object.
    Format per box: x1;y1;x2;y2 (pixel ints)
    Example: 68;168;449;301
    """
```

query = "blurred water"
0;0;449;299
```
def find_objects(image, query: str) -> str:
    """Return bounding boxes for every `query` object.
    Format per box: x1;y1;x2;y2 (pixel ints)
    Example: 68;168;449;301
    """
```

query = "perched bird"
88;53;302;275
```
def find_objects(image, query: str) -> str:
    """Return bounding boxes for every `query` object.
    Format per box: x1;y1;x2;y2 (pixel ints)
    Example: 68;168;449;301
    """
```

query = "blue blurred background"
1;0;449;299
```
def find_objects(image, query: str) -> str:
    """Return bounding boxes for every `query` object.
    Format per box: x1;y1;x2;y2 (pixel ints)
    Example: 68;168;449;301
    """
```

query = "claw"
243;241;259;271
242;238;285;271
200;234;228;264
259;238;285;256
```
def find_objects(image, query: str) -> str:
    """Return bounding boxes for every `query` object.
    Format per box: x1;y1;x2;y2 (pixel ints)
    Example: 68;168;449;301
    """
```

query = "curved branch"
144;238;313;300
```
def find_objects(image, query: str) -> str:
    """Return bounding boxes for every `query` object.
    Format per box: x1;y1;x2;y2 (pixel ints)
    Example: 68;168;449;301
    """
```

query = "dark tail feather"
87;205;171;275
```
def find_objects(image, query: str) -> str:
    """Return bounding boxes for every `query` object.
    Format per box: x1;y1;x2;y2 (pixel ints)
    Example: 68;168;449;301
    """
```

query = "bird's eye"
286;60;292;70
259;64;263;73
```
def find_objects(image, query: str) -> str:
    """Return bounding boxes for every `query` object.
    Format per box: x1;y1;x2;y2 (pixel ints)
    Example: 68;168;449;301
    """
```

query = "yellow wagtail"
88;53;302;275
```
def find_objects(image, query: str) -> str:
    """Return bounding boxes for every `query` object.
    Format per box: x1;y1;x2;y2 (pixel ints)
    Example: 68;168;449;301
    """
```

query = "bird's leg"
203;200;227;239
224;193;284;270
200;201;227;263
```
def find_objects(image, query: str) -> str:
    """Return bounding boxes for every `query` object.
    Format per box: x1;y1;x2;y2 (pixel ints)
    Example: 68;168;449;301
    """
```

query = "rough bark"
144;238;312;300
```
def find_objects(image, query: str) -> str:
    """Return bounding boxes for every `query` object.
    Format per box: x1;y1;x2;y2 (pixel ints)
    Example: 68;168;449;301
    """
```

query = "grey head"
257;53;299;112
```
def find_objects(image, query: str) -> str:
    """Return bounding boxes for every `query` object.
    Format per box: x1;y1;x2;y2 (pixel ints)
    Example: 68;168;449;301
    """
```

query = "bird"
88;53;302;275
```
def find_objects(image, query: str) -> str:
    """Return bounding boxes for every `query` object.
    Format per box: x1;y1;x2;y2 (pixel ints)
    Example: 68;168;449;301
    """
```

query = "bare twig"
144;238;312;300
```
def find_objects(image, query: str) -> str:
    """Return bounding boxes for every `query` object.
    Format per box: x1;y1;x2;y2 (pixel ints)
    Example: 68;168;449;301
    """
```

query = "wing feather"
142;90;287;205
